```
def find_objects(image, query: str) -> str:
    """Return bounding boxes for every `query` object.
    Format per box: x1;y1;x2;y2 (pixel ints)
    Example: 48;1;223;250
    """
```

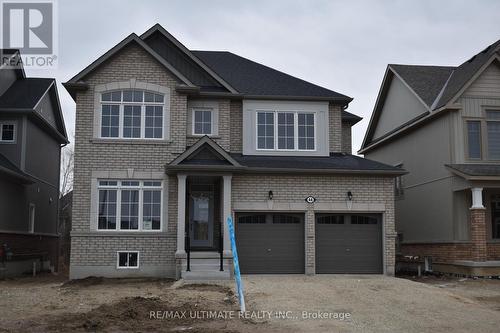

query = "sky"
25;0;500;154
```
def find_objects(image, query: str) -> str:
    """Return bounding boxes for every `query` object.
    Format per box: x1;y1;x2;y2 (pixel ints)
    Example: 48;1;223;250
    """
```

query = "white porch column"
471;187;484;209
176;174;187;256
222;175;233;257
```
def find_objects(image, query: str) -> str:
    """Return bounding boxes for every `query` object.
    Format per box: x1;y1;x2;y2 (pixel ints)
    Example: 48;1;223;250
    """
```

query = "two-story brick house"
64;24;403;280
361;39;500;276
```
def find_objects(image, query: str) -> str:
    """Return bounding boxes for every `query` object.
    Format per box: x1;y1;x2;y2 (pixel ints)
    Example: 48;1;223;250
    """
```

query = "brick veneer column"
470;208;487;261
305;204;315;275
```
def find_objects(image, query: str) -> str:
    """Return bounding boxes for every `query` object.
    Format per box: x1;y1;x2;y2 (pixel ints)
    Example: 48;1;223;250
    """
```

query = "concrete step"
182;263;230;271
183;258;228;265
182;270;231;280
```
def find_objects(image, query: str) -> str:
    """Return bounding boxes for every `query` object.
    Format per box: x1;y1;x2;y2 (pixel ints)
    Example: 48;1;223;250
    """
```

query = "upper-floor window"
466;110;500;161
467;120;482;159
256;111;316;151
97;180;162;231
100;90;164;139
192;109;212;135
0;122;16;142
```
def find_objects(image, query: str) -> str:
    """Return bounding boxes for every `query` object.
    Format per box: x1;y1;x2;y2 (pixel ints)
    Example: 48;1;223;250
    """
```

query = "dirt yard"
0;274;257;332
1;274;500;332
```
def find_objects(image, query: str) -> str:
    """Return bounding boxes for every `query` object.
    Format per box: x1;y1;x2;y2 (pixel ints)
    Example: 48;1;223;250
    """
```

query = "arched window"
100;89;164;139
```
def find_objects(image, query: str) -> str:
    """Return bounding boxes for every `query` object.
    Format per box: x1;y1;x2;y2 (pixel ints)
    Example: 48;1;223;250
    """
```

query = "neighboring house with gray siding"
64;24;403;280
0;49;68;276
360;39;500;276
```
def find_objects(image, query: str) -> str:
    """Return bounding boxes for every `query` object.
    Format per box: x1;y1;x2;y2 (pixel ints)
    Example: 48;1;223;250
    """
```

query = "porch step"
182;270;231;280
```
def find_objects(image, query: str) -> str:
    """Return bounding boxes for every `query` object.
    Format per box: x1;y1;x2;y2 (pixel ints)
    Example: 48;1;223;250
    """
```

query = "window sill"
71;231;168;237
89;138;172;145
186;134;220;139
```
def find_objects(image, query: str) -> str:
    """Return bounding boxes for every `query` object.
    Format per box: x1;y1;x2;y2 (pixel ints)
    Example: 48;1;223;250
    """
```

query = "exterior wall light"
347;191;353;201
268;191;274;200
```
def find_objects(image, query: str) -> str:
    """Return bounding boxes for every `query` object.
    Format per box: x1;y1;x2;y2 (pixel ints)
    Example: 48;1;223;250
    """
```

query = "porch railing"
219;222;224;271
185;232;190;272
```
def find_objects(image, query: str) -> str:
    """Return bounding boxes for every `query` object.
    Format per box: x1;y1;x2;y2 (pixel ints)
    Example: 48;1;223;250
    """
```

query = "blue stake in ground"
226;216;246;312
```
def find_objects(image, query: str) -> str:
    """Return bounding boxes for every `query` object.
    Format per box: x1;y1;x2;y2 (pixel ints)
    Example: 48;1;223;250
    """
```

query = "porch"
174;174;233;280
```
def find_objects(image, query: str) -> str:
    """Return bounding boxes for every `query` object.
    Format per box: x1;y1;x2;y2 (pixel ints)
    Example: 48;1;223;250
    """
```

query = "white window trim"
116;251;140;269
191;108;213;136
99;91;165;140
97;180;163;232
0;121;16;143
256;110;317;152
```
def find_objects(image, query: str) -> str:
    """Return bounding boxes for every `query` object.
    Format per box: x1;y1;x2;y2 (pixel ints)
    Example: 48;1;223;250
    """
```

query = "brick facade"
488;243;500;260
401;243;474;262
341;123;352;154
329;103;342;152
470;208;488;261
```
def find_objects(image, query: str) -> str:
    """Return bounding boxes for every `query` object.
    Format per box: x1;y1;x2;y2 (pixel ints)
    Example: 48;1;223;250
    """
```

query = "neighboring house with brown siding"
360;39;500;276
64;24;403;280
0;49;68;277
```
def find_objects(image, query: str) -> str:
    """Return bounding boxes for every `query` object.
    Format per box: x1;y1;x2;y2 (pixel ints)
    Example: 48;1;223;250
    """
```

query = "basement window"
117;251;139;269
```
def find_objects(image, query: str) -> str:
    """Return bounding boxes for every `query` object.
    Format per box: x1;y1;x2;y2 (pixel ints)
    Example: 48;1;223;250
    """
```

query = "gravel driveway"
242;275;500;333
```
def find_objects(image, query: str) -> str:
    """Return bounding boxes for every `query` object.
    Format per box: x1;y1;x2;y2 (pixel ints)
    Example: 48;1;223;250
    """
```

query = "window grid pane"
277;112;295;149
143;190;161;230
257;112;275;149
467;121;481;159
101;105;120;137
123;105;141;138
194;110;212;135
145;106;163;138
98;189;117;229
120;190;139;230
298;113;315;150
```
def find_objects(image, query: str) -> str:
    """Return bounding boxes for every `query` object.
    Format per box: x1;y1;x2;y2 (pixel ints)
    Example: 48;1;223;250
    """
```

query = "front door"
189;186;214;248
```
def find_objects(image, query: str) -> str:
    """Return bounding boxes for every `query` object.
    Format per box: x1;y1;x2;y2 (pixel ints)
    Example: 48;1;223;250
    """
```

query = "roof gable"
435;39;500;108
360;67;429;150
462;58;500;98
141;24;237;94
65;34;194;90
168;136;241;167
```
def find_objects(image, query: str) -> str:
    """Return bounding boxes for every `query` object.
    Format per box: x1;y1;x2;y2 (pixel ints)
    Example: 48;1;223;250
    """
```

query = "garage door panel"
236;213;304;274
316;214;383;274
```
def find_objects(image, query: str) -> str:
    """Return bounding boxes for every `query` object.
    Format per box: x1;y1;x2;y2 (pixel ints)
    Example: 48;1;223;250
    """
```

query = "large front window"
257;111;316;151
100;90;164;139
98;180;162;231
